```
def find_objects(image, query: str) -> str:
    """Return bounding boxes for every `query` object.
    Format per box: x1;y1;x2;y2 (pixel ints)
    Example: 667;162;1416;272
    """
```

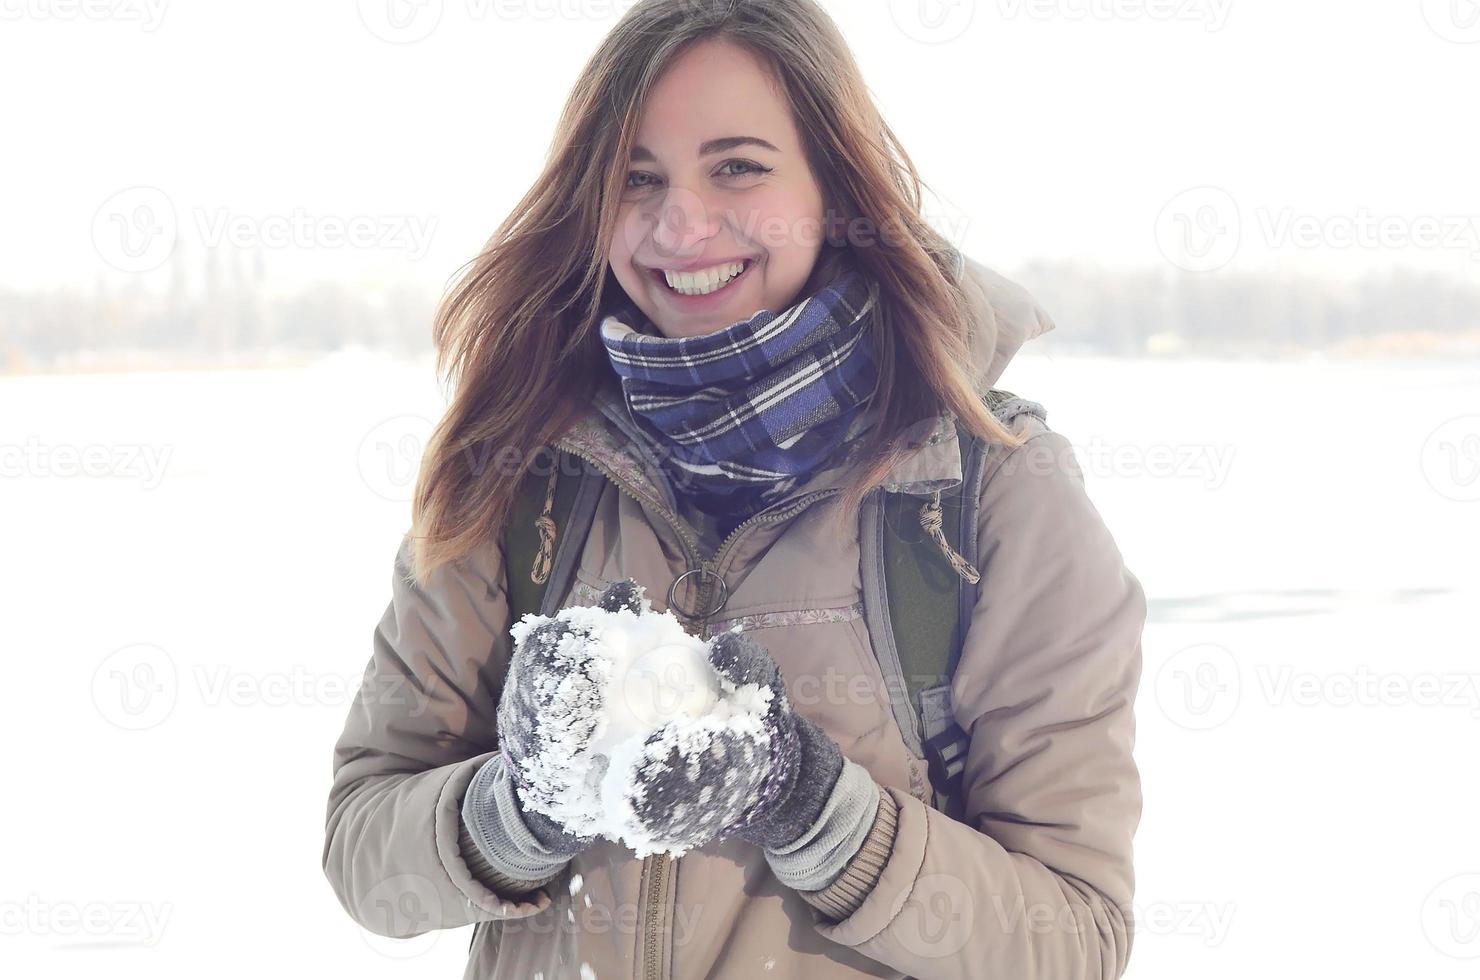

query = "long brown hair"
408;0;1019;586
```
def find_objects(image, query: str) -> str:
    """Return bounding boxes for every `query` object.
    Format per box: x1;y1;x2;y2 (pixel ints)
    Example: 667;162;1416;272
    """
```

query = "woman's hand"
495;579;649;851
623;628;845;853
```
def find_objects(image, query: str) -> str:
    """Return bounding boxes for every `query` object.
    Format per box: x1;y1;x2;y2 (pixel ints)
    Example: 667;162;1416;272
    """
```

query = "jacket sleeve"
321;532;561;937
811;424;1146;979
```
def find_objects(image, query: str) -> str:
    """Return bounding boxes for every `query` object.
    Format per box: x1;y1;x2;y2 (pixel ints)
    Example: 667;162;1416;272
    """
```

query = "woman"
322;2;1145;978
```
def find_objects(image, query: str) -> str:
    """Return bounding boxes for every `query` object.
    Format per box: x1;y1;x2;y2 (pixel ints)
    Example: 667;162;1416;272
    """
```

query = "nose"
649;185;718;259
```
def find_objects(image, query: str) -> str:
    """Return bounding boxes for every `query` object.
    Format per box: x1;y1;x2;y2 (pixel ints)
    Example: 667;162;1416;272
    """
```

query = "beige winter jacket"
322;256;1147;980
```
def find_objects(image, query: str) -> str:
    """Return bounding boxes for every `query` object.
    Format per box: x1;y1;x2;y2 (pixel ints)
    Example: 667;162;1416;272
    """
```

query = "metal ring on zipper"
667;567;728;619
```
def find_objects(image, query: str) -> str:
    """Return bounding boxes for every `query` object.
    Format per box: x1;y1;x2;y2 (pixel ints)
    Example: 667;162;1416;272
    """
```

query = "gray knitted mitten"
489;580;653;852
707;629;844;850
625;627;844;853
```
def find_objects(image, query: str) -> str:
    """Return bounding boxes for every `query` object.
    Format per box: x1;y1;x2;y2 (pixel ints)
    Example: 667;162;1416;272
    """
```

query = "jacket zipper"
703;486;843;608
554;439;845;980
554;444;705;570
554;443;708;980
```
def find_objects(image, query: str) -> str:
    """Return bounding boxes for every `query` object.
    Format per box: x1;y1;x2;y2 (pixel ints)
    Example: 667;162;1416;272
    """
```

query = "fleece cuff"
762;758;880;892
798;788;899;922
459;753;580;885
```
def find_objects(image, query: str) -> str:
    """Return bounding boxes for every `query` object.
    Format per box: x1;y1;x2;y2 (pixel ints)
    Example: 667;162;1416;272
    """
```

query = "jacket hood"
953;250;1057;393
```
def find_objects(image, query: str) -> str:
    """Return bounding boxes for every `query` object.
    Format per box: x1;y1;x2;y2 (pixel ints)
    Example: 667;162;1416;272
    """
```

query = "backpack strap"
865;389;1047;821
502;446;608;624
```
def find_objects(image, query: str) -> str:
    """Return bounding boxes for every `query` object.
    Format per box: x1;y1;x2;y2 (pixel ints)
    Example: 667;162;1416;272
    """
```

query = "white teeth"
663;260;747;296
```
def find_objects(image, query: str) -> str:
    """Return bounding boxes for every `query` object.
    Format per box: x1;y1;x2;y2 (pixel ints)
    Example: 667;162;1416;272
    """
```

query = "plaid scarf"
598;263;881;518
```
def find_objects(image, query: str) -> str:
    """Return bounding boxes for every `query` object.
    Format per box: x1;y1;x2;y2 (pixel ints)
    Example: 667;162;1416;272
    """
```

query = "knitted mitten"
490;580;653;851
707;629;844;850
624;628;844;853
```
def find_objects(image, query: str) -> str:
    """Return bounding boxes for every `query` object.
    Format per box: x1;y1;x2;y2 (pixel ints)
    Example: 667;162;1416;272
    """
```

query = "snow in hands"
502;578;774;858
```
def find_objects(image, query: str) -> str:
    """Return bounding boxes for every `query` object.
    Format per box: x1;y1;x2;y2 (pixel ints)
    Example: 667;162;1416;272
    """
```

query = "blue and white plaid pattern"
598;265;880;515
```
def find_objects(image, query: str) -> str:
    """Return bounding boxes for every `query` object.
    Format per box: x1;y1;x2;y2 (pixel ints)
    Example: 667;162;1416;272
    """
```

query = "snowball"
508;585;771;859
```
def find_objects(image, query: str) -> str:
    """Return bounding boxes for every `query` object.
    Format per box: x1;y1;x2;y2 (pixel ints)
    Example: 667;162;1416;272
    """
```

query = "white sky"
2;0;1477;295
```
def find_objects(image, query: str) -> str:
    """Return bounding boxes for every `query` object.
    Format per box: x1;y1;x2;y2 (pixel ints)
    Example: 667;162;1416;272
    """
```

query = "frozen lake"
3;351;1477;978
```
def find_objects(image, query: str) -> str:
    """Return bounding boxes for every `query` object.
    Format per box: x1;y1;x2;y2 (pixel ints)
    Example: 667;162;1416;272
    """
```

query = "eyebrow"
630;136;780;163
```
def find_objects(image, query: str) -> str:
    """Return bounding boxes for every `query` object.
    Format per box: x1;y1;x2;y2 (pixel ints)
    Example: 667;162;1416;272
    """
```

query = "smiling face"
607;39;827;340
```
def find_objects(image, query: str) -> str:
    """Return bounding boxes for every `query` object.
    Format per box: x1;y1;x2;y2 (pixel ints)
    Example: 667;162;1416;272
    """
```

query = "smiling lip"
648;257;756;310
646;255;755;273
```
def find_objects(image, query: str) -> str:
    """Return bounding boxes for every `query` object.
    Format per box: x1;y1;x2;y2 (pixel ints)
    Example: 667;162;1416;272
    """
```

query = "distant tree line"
3;261;1478;371
1014;260;1480;356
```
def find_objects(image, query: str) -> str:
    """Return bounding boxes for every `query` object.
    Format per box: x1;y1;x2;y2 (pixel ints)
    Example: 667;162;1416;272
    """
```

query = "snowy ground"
3;350;1477;978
